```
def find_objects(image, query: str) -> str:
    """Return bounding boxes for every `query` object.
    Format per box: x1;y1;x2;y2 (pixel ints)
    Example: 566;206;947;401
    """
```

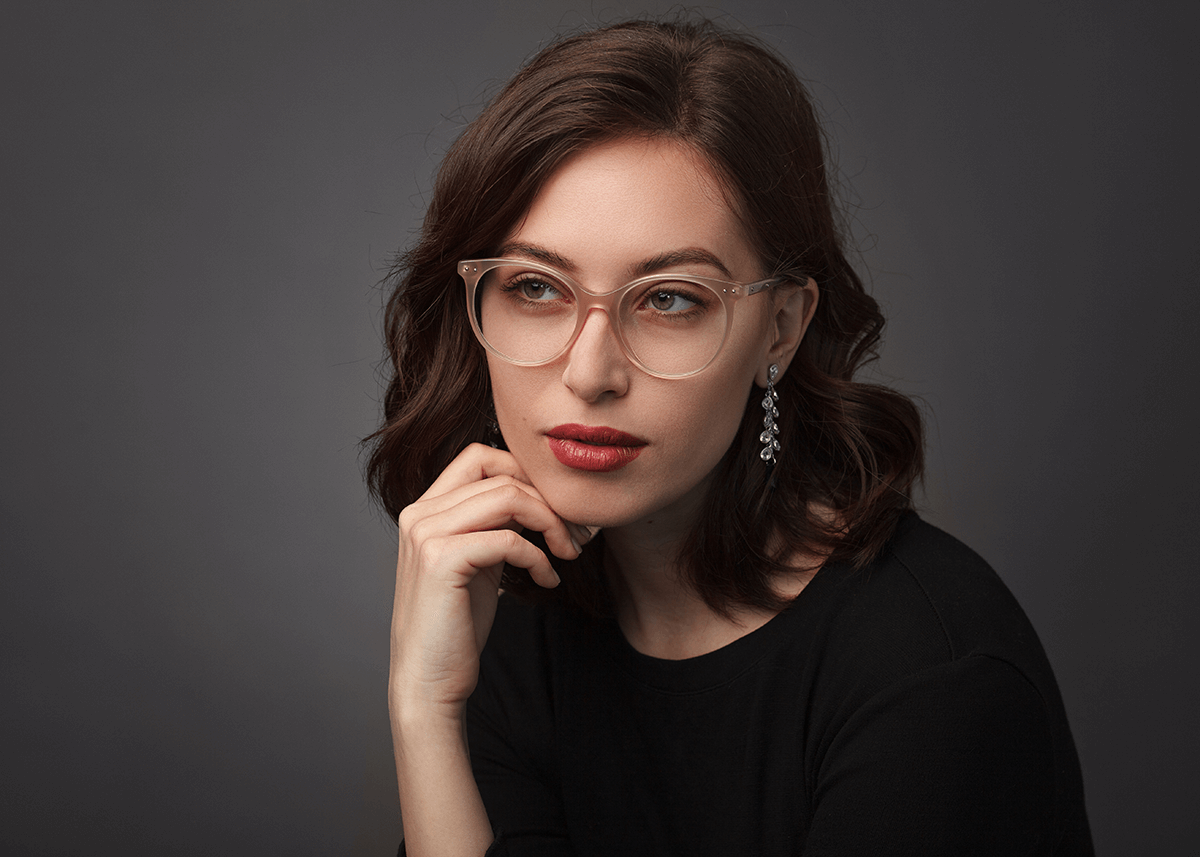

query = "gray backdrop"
4;1;1196;854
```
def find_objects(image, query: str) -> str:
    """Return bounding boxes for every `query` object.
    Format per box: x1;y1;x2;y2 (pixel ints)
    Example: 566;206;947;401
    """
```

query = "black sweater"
424;515;1092;855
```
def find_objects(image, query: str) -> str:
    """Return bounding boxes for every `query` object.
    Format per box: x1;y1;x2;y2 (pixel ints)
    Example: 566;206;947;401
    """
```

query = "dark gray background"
3;1;1196;854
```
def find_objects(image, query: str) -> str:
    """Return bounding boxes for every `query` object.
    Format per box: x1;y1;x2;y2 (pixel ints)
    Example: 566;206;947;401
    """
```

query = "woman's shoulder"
799;514;1092;849
857;513;1044;662
796;512;1066;717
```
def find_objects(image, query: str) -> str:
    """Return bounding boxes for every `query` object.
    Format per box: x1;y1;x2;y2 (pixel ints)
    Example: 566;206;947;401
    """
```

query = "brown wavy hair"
365;17;924;617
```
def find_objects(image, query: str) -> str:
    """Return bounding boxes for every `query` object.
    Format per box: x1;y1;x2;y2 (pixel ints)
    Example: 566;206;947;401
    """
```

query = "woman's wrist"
391;694;493;856
390;685;467;742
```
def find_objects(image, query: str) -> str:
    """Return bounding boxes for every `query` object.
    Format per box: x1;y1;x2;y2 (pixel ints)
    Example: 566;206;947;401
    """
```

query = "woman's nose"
561;308;631;401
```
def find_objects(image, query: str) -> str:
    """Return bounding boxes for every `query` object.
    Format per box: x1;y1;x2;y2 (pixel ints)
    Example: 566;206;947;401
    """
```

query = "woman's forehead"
504;137;760;282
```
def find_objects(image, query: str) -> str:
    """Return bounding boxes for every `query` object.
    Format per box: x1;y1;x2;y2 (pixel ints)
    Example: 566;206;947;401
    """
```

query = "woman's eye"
647;290;699;313
516;279;564;301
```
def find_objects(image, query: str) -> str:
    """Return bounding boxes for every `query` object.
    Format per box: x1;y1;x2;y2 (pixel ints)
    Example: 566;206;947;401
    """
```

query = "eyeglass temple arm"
743;277;787;297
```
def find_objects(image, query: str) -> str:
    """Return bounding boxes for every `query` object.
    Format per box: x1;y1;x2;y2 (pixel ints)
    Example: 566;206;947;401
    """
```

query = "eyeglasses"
459;259;783;378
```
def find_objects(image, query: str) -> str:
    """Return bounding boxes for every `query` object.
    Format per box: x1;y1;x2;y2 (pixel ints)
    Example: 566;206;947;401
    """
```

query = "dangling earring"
759;364;780;468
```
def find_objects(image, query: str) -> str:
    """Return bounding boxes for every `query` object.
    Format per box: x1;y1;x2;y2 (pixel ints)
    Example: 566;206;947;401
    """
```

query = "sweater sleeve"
802;655;1065;856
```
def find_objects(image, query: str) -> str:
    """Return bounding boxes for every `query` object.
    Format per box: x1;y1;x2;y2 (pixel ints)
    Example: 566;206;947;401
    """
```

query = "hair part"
365;15;924;618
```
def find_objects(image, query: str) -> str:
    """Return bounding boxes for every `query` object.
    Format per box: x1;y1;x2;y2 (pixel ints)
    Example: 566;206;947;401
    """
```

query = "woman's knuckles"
396;501;432;536
401;479;545;539
405;529;518;578
413;534;457;572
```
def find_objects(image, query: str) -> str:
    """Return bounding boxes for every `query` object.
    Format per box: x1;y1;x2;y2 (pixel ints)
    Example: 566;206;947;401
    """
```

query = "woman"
366;18;1092;856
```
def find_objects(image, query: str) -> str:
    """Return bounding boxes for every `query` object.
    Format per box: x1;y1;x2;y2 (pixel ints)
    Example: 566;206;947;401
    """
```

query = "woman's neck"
602;516;815;661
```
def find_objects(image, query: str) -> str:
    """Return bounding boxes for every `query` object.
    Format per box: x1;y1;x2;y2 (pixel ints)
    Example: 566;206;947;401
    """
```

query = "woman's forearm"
392;702;494;857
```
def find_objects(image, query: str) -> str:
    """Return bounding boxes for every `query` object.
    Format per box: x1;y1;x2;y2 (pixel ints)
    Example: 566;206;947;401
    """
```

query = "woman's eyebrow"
499;242;734;280
497;242;576;272
634;248;733;279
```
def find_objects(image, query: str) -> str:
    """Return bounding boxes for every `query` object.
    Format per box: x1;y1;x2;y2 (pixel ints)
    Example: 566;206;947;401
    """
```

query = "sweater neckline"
594;513;919;694
598;563;838;694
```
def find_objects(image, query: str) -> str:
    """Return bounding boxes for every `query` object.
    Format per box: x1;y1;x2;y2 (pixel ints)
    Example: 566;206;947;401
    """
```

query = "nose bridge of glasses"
558;293;644;379
572;300;624;350
574;286;625;318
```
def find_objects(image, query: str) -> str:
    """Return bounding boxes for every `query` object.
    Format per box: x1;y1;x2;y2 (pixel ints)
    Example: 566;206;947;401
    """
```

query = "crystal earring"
759;364;780;468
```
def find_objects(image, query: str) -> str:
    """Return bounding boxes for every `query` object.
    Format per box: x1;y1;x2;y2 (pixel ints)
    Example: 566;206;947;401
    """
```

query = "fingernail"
570;538;582;555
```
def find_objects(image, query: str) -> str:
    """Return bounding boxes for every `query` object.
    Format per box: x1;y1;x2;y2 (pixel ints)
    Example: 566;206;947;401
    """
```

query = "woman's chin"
545;498;629;531
531;482;640;531
532;474;706;536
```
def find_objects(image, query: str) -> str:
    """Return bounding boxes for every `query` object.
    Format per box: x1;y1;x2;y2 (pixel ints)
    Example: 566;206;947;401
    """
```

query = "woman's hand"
389;443;584;855
389;442;584;724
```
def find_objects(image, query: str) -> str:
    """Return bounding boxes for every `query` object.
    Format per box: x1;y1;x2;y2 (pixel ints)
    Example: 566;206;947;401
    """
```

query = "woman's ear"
756;277;818;386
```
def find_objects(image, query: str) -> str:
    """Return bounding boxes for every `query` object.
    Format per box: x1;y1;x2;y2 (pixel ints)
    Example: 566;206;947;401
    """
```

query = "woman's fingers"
410;446;583;561
421;529;559;589
389;444;585;718
404;484;572;584
423;443;531;497
435;445;601;553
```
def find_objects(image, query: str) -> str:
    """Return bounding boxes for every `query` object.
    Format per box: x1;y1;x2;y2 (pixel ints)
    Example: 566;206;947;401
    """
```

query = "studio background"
3;1;1196;854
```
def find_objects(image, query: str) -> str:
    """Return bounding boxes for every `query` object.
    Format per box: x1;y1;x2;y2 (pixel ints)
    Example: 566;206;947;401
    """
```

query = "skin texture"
390;137;818;854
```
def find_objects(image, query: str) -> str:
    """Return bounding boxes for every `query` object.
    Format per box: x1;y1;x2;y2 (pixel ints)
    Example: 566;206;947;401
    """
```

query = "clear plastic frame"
459;258;783;379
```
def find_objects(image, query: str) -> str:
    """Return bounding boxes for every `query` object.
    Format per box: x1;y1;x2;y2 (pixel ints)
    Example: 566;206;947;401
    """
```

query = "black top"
432;515;1092;855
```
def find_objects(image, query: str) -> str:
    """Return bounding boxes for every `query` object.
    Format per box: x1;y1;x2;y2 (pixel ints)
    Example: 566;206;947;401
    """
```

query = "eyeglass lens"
474;264;727;375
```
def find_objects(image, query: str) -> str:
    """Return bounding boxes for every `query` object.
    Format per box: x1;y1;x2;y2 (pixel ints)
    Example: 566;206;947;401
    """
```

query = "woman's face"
488;137;783;531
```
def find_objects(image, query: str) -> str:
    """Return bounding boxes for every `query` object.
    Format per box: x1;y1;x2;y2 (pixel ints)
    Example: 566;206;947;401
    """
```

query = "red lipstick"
545;424;647;472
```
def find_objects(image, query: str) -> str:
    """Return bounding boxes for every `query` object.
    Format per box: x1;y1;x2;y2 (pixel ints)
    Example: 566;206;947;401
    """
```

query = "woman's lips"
545;424;647;472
